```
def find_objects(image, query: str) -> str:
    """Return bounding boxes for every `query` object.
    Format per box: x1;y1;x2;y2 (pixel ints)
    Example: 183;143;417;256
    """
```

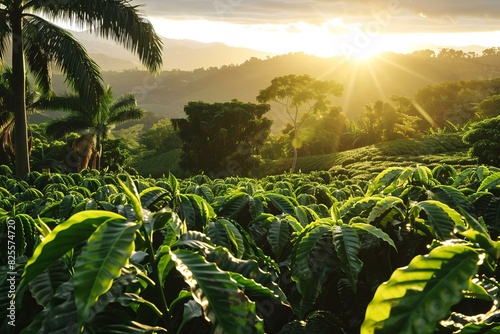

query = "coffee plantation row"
2;163;500;333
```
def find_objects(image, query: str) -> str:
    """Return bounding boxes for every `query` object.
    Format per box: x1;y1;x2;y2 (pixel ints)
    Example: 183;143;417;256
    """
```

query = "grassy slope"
130;149;184;178
131;133;476;180
257;133;476;180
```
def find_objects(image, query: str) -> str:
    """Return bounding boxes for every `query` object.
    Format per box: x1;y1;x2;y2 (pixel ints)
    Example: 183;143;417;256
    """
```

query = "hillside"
47;51;500;131
258;133;476;180
131;132;475;180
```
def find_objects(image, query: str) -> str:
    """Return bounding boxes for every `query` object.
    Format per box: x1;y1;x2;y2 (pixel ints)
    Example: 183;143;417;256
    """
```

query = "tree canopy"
463;116;500;166
172;100;272;177
257;74;343;172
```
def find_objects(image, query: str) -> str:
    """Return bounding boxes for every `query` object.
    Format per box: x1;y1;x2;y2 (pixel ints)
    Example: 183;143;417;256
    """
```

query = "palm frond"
0;110;13;130
46;114;94;139
22;16;104;111
35;94;85;114
109;93;137;114
31;0;163;72
0;10;11;59
22;18;52;95
0;65;39;114
108;107;144;125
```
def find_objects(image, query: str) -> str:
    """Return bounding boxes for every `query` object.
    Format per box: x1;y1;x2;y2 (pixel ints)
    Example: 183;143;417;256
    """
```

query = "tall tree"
172;100;272;178
0;65;38;165
257;74;343;172
0;0;162;176
44;87;144;171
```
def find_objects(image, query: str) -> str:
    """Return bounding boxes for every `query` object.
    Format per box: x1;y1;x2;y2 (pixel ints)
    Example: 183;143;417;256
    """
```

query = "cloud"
140;0;500;33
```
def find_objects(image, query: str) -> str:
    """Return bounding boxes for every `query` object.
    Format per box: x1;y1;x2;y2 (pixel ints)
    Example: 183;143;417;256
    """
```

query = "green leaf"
413;200;464;240
350;222;396;250
118;292;163;316
20;210;127;291
172;249;264;334
117;175;143;222
361;245;480;334
58;194;75;221
229;271;281;300
414;165;432;185
340;196;382;224
206;218;245;258
332;225;363;291
177;299;204;332
366;196;405;228
203;246;288;305
430;185;476;215
139;186;171;211
74;219;139;324
294;205;321;227
179;194;215;231
268;216;291;261
156;246;175;284
261;192;297;215
457;322;500;334
484;197;500;229
366;167;406;196
28;260;71;307
293;224;331;292
23;280;79;334
478;172;500;192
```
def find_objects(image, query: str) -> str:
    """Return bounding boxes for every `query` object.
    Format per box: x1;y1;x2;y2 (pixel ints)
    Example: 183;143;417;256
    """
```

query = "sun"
349;49;379;61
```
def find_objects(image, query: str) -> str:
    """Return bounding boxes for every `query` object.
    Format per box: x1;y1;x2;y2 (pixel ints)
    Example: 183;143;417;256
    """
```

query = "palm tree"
0;65;39;165
0;0;162;176
44;87;144;171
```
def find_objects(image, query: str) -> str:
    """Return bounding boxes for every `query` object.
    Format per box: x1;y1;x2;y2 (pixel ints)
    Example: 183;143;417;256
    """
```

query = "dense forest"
13;64;500;179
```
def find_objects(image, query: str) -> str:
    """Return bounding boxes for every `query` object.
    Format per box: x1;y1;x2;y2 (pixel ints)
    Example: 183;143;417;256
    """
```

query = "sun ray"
374;55;434;84
363;57;387;101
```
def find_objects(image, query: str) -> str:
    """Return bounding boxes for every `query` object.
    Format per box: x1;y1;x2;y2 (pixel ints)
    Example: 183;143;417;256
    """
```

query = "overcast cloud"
140;0;500;33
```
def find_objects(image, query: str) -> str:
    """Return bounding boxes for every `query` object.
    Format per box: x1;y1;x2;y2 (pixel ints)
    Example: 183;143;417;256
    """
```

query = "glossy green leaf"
477;172;500;192
366;167;406;196
172;249;264;334
351;222;396;250
179;194;215;231
206;218;245;258
139;186;171;211
413;200;464;240
261;192;297;215
117;175;143;222
361;245;480;334
294;205;321;227
74;220;139;324
293;224;331;290
430;185;476;215
29;260;71;307
213;192;250;218
20;211;127;291
366;196;404;228
340;196;382;224
332;225;363;291
268;216;290;261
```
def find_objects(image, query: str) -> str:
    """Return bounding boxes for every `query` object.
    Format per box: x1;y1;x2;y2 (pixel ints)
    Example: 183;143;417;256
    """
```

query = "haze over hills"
71;32;277;71
33;35;500;132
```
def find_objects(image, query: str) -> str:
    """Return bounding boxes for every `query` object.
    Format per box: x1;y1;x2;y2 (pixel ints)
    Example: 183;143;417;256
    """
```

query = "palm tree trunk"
12;3;30;176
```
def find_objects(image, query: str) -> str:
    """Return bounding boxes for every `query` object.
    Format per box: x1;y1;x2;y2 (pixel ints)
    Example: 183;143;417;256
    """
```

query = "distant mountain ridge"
40;46;500;132
71;32;276;71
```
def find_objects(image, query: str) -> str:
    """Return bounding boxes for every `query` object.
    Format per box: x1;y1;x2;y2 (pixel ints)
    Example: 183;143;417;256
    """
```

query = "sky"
136;0;500;59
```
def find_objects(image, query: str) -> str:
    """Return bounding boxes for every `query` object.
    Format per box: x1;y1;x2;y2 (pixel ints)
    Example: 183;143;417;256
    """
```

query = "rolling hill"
36;36;500;132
